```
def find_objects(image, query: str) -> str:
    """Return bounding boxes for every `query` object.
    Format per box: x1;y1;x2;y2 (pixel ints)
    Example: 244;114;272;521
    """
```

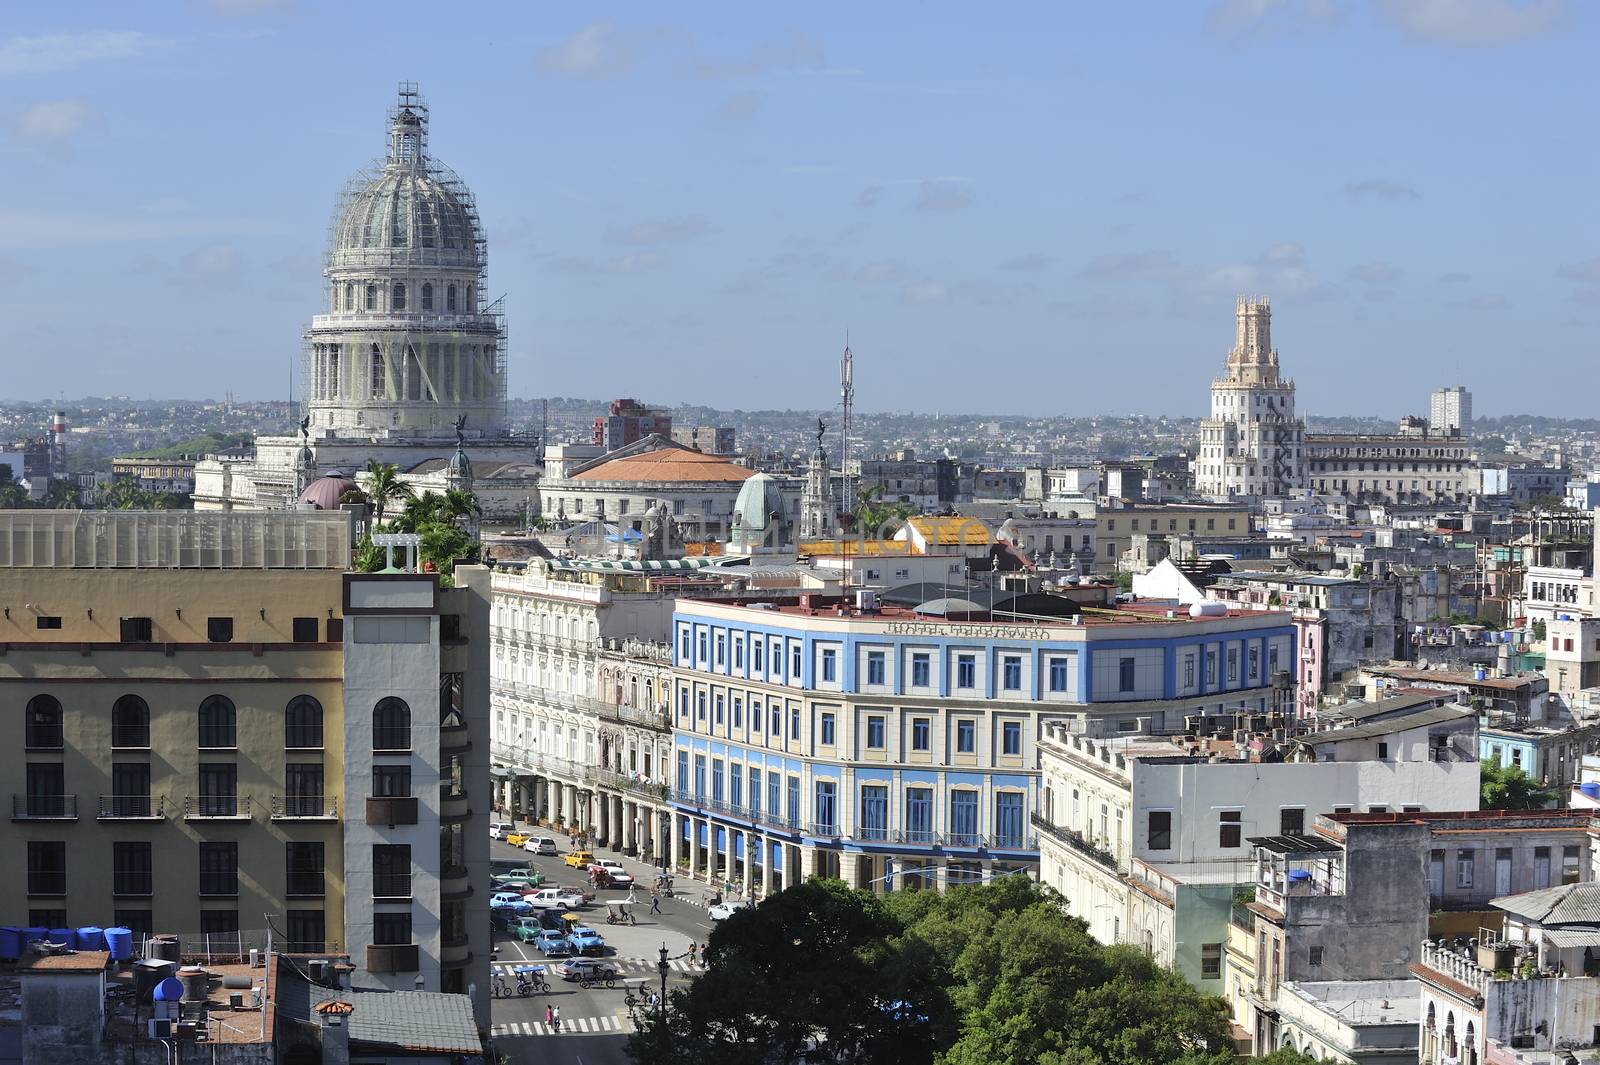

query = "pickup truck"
526;887;588;910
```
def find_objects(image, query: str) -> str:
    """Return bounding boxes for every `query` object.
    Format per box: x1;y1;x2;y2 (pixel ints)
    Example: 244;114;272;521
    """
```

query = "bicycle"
578;974;617;990
517;973;550;995
623;981;650;1009
492;973;512;998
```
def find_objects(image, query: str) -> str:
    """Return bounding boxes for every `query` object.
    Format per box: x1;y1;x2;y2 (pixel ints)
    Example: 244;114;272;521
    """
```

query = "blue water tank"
0;927;19;960
76;926;104;951
21;927;46;952
152;977;184;1002
1474;667;1488;681
104;926;133;961
1286;869;1312;882
1582;783;1600;800
48;928;73;946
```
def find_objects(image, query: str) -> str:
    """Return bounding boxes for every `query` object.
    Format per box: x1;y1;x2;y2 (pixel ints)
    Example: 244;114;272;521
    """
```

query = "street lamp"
656;942;671;1053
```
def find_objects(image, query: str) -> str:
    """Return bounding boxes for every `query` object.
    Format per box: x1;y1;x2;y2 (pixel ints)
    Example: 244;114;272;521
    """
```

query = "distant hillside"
121;433;252;460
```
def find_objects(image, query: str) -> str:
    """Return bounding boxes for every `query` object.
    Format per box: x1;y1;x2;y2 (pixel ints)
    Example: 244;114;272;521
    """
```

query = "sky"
2;1;1597;419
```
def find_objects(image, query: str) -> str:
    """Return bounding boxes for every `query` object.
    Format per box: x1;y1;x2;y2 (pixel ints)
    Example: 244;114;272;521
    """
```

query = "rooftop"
1364;665;1544;693
16;950;109;973
1281;979;1421;1027
569;445;754;484
1298;703;1475;746
687;595;1280;629
1493;881;1600;927
275;968;481;1056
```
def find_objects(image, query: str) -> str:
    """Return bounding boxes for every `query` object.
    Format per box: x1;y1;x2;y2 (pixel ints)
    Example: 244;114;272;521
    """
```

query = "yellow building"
1095;503;1252;572
0;510;491;1021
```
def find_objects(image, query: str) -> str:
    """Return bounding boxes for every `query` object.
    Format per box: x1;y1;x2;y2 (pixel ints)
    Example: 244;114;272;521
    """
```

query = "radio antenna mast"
840;333;854;519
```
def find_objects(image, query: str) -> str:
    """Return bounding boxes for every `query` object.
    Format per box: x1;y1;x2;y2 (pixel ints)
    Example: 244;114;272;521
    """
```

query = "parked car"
708;899;754;922
564;850;596;868
506;832;532;848
567;924;607;955
590;859;633;886
526;887;588;910
490;871;545;892
524;836;559;855
553;957;618;983
510;917;546;943
491;890;529;908
490;821;516;840
534;930;573;956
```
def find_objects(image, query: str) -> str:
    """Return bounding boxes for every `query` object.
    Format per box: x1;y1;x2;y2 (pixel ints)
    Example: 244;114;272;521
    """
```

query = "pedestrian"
544;1004;553;1030
687;941;697;965
552;1005;562;1033
650;890;661;915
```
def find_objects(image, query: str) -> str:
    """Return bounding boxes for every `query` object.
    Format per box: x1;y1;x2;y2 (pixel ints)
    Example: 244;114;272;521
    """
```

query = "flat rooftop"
689;597;1283;628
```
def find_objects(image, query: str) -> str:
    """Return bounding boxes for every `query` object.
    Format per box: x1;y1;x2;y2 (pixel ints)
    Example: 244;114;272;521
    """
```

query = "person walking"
552;1005;562;1034
650;889;662;915
687;941;698;966
544;1004;554;1030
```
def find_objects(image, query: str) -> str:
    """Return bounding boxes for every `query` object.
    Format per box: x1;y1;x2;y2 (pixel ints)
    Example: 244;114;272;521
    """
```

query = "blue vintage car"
535;929;573;957
567;924;607;956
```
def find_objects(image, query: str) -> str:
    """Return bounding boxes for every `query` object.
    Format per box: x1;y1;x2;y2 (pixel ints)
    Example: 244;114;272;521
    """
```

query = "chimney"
315;1000;354;1065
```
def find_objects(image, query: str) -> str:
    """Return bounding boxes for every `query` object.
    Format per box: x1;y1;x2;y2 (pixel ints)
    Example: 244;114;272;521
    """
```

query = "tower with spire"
1193;297;1305;500
800;417;837;540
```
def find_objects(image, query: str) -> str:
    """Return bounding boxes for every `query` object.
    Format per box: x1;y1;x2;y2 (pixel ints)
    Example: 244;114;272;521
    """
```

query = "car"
526;887;588;910
553;957;618;984
490;821;515;840
566;924;607;955
708;899;754;921
564;850;596;868
590;859;633;886
522;836;559;855
510;917;545;943
505;832;532;848
490;871;545;891
490;890;528;908
534;929;573;956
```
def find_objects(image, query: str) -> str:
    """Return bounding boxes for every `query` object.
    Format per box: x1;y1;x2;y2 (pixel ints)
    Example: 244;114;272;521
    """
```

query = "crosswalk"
491;1014;631;1038
493;956;700;976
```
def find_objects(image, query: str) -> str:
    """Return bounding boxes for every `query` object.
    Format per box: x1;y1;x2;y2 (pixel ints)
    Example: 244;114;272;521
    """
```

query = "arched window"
421;282;433;311
446;284;457;312
373;697;411;751
365;284;377;311
344;282;354;311
392;282;406;311
370;343;385;399
112;694;150;748
25;694;63;749
198;694;236;749
285;695;324;749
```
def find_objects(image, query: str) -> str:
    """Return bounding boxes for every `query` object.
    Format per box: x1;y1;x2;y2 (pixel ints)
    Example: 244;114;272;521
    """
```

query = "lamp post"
657;941;671;1054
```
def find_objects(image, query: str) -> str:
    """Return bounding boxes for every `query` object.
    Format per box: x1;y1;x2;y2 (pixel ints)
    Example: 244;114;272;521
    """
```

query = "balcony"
441;865;471;900
439;787;470;822
596;700;672;731
1032;812;1121;872
366;943;420;973
373;873;413;900
272;795;338;821
490;742;593;784
12;794;78;821
441;936;471;966
592;768;670;803
366;796;418;827
98;794;165;821
440;721;470;752
185;795;252;821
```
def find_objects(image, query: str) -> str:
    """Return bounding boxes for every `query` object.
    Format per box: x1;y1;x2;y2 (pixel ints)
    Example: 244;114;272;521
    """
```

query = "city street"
486;835;716;1065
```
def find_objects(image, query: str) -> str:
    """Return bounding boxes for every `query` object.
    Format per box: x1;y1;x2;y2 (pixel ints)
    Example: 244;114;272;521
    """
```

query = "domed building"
194;85;541;520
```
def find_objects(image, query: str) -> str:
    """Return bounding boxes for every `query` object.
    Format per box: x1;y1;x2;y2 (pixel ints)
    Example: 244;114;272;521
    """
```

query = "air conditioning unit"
148;1019;173;1039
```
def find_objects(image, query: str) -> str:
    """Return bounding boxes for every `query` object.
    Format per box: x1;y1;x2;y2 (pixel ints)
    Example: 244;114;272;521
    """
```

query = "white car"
523;836;559;855
708;899;753;921
593;859;633;885
527;887;588;910
490;821;515;840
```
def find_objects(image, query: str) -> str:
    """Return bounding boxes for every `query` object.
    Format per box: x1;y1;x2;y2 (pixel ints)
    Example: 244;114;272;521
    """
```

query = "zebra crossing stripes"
492;956;697;975
490;1014;631;1037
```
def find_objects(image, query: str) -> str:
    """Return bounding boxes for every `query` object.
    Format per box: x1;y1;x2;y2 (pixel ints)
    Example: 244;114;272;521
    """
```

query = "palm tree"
392;491;444;533
441;488;481;522
364;459;412;529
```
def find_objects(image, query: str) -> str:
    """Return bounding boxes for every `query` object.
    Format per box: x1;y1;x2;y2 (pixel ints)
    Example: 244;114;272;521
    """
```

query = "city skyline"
3;3;1597;416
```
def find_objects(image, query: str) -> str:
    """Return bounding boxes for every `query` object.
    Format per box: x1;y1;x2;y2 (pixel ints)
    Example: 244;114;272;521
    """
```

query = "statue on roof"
815;417;827;451
299;415;310;443
453;414;468;448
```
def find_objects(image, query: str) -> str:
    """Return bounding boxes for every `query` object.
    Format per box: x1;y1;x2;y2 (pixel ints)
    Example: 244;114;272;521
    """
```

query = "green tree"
1480;759;1557;810
1255;1051;1320;1064
362;459;412;528
849;483;917;539
1533;620;1547;642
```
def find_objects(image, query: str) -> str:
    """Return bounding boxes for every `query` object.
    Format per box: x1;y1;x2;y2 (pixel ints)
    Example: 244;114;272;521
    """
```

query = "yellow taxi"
563;849;595;868
506;832;532;848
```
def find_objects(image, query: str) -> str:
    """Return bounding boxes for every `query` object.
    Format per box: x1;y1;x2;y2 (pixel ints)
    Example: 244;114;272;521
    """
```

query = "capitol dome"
330;167;481;271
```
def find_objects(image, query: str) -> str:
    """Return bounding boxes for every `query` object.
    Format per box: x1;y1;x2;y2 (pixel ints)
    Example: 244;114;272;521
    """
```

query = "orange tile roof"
907;516;994;546
799;539;915;556
570;447;755;484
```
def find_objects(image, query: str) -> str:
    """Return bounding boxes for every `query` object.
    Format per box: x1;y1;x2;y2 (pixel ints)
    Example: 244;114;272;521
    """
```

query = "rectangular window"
866;650;886;686
790;708;800;741
866;716;886;749
715;632;726;668
787;776;800;825
733;636;744;670
1280;808;1305;836
771;705;781;735
995;792;1024;847
676;751;689;794
956;654;976;689
110;762;151;817
712;760;725;803
1148;810;1172;850
373;911;412;946
1456;850;1474;888
373;844;412;898
371;764;410;798
113;842;153;897
859;785;888;841
956;719;976;753
1200;943;1223;979
821;648;837;683
206;617;234;643
950;790;979;845
120;616;153;642
1227;648;1238;683
911;653;931;687
697;692;706;721
286;763;326;815
25;763;65;817
769;773;781;822
693;755;706;799
714;694;724;726
26;703;63;750
813;781;837;832
1219;810;1242;849
198;763;238;817
792;645;802;678
1309;945;1324;967
732;697;743;730
1183;653;1196;688
749;768;762;815
820;712;836;746
115;908;153;942
199;841;238;896
35;616;61;630
1119;656;1136;692
679;628;691;662
287;909;326;953
1248;646;1259;679
911;718;930;751
697;631;707;663
286;841;325;897
906;787;933;843
1002;655;1022;690
751;699;762;732
1002;721;1022;756
1049;657;1070;692
201;910;239;937
753;639;764;673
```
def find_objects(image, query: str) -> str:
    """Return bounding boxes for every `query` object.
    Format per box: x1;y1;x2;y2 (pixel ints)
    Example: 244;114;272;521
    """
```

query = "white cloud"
693;30;825;79
0;31;158;75
1081;242;1340;305
1078;249;1183;281
1375;0;1565;46
1439;271;1472;284
537;22;639;80
1345;177;1421;201
0;209;271;251
6;99;97;142
606;215;712;246
915;179;974;212
1448;293;1508;310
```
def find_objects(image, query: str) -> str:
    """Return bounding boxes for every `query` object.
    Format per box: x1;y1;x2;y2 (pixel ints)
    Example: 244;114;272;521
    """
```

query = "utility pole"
840;336;854;518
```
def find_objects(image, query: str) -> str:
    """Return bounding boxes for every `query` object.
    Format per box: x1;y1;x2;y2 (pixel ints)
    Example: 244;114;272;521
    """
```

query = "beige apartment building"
1095;503;1252;571
0;510;491;1021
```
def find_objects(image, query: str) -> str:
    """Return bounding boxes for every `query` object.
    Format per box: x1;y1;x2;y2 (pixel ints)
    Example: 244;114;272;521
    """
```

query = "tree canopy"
627;876;1272;1065
1480;759;1557;811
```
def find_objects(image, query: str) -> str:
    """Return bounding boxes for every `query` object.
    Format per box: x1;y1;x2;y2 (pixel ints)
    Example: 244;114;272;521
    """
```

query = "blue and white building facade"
665;598;1298;895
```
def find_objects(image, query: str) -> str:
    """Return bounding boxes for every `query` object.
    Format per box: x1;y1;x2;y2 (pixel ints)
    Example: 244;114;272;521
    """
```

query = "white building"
1194;298;1306;501
1429;386;1472;438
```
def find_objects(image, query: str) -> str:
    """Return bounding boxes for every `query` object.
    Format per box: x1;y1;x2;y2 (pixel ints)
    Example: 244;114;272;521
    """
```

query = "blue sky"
2;1;1597;418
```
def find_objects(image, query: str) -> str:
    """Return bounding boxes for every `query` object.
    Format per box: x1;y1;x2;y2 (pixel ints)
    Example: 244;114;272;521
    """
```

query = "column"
623;801;637;854
765;840;780;893
840;852;862;891
981;858;995;883
547;779;560;823
799;844;818;883
614;796;626;851
935;856;950;894
742;831;755;896
890;860;906;892
597;793;611;846
564;784;577;828
669;813;683;871
689;818;703;879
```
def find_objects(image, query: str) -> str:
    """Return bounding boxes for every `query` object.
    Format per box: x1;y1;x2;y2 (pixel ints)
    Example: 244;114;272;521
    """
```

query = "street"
487;835;716;1065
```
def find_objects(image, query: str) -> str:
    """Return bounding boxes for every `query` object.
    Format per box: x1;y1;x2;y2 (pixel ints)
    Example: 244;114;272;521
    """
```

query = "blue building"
665;594;1295;894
